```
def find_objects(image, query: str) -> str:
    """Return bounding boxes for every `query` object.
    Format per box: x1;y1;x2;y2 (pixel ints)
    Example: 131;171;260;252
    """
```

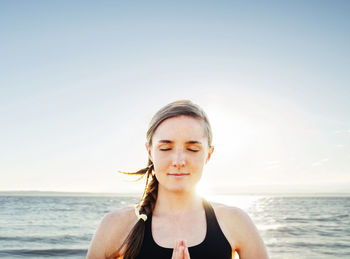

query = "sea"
0;192;349;259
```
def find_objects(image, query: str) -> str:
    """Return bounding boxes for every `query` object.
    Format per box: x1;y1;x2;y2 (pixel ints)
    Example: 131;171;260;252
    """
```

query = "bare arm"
86;207;138;259
231;208;269;259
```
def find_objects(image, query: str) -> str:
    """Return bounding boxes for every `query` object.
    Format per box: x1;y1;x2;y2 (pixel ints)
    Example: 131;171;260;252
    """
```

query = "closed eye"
159;148;199;152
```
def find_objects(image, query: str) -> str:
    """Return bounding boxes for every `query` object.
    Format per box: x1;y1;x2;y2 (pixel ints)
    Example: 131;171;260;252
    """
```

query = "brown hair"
112;99;213;259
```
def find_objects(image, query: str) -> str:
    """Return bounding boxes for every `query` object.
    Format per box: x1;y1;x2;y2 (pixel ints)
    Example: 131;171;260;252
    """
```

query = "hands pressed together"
171;240;191;259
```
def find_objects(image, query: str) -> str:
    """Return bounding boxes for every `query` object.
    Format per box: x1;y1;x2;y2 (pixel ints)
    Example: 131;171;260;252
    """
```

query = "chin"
168;184;193;194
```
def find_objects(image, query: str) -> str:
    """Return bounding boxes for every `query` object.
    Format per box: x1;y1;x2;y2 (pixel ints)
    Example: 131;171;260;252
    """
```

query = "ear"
205;146;214;163
145;142;153;161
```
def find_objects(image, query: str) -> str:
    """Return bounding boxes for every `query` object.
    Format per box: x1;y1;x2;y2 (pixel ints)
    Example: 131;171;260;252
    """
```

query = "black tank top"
135;199;232;259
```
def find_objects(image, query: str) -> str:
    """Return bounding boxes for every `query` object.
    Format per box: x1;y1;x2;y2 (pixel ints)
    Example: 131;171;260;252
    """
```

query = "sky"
1;0;349;194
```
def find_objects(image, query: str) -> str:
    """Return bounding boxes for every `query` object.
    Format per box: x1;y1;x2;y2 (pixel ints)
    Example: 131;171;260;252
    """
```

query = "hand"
171;240;191;259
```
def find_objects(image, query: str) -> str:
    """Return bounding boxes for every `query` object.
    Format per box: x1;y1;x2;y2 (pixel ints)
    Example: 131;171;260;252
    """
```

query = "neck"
153;186;202;216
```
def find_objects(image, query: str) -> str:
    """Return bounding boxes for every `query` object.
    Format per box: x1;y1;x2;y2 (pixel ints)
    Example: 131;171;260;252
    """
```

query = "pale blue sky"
1;1;349;194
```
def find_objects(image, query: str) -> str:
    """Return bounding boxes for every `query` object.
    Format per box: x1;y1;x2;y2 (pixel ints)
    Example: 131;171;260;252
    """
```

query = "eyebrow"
157;140;202;145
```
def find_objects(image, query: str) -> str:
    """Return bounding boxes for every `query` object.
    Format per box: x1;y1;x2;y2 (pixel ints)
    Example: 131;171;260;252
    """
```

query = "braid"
110;162;159;259
139;174;159;216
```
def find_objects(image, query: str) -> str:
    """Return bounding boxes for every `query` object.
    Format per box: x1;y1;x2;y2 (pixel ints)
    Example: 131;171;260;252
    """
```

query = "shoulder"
210;201;246;218
101;206;138;229
86;206;139;259
211;201;254;229
209;202;250;245
210;202;269;258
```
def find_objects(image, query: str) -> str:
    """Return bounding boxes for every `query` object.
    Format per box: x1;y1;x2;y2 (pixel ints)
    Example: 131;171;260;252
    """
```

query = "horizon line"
1;190;350;197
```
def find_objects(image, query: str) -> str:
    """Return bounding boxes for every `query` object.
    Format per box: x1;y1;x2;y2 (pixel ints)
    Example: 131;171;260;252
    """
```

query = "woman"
87;100;269;259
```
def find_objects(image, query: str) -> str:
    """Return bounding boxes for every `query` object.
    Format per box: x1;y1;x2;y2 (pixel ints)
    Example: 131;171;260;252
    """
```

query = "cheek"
195;151;207;162
153;151;166;162
152;152;170;170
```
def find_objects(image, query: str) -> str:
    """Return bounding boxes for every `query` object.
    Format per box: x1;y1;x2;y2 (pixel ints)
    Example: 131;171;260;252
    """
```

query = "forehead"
152;115;207;141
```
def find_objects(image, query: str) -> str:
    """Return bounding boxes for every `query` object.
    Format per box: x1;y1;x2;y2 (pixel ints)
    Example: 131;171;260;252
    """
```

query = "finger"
171;240;180;259
176;240;181;251
171;241;177;259
179;245;184;258
183;246;190;259
171;248;178;259
182;240;191;259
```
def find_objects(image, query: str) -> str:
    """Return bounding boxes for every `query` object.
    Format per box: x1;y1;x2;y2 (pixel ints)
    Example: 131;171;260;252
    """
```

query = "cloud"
312;158;329;167
265;164;281;170
264;160;280;170
265;160;280;165
334;130;350;134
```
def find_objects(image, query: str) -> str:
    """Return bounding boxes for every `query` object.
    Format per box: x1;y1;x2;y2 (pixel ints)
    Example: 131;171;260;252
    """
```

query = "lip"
167;173;190;177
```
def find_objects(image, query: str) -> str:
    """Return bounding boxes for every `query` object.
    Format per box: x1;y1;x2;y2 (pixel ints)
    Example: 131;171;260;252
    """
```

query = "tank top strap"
199;198;232;257
201;198;220;236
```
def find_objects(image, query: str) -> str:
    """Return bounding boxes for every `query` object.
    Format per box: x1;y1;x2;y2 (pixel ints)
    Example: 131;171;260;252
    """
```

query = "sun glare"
195;180;213;199
203;102;262;170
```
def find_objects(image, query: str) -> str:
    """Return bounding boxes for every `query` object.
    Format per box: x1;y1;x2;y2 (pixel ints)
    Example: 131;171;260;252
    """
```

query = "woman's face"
146;115;214;193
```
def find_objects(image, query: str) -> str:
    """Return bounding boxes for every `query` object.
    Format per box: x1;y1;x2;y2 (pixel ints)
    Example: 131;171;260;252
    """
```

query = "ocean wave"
290;241;350;250
258;224;283;231
0;234;90;243
0;248;87;257
283;217;309;222
313;214;349;221
283;214;349;223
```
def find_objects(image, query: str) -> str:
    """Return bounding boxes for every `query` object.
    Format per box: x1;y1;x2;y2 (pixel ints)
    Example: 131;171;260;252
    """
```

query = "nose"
172;149;185;169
